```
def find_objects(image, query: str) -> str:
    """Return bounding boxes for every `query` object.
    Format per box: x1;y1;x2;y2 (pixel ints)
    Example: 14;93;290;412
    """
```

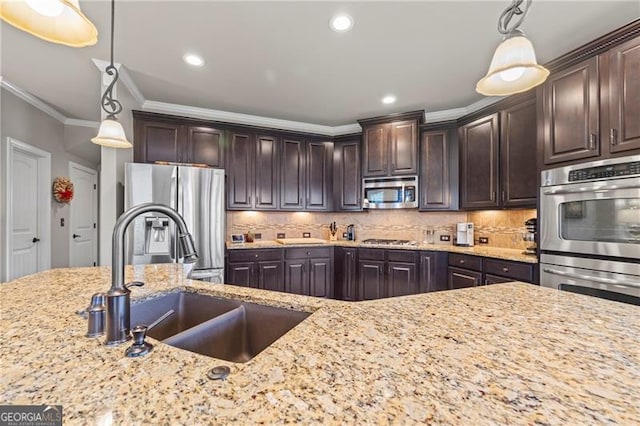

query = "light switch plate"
478;237;489;244
303;232;311;238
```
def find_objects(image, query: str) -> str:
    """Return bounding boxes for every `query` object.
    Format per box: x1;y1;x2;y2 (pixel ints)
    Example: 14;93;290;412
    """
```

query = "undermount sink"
130;291;310;363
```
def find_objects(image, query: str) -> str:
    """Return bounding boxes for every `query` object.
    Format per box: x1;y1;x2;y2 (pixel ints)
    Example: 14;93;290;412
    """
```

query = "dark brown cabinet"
606;36;640;154
335;247;358;301
419;128;458;210
133;112;224;167
387;261;418;297
254;135;280;210
226;249;284;292
459;95;537;210
448;267;482;289
333;137;362;211
358;249;418;300
280;138;305;210
447;253;535;289
284;247;333;298
484;258;535;283
418;251;448;293
360;112;422;178
542;57;600;165
305;141;333;211
459;113;500;209
358;260;385;300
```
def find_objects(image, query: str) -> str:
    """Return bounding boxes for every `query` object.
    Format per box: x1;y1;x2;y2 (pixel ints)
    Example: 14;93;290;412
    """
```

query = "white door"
69;162;98;267
5;138;51;281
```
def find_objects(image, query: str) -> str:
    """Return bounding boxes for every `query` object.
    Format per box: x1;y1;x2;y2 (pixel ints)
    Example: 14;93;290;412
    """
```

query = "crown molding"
424;96;505;123
91;59;145;107
1;78;67;123
65;119;100;129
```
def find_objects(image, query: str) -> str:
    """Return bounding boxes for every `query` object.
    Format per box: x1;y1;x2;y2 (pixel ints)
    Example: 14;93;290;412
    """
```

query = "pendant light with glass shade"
476;0;549;96
91;0;131;149
0;0;97;47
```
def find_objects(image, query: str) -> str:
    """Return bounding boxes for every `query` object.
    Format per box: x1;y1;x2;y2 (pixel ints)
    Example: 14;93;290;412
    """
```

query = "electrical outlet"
277;233;286;239
254;233;262;240
478;237;489;244
440;235;451;242
342;232;348;238
303;232;311;238
60;218;65;227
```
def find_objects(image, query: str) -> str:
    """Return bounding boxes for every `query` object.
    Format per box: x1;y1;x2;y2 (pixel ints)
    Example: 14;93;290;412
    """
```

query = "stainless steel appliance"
455;222;474;247
346;224;356;241
125;163;225;283
540;156;640;304
361;239;417;247
362;176;418;209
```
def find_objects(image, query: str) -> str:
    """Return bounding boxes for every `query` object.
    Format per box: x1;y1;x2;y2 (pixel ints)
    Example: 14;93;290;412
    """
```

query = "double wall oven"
540;155;640;305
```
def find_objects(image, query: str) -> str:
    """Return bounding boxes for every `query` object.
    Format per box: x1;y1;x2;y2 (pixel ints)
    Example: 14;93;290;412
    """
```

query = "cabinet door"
500;99;537;207
542;57;600;165
362;124;389;177
306;141;332;211
358;261;385;300
257;260;284;292
420;130;451;210
187;126;224;167
459;114;500;209
387;262;417;297
280;138;305;209
227;132;255;209
134;120;182;164
448;266;481;289
309;257;332;298
285;259;307;295
227;262;254;287
255;135;279;210
390;120;418;175
336;248;358;301
419;252;448;293
484;274;512;285
334;140;362;211
607;37;640;153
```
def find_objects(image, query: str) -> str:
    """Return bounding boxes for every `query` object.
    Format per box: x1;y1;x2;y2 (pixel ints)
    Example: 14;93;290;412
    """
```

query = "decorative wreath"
53;177;74;204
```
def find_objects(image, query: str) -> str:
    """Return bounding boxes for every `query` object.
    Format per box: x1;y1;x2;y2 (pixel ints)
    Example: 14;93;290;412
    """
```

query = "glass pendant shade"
0;0;97;47
92;118;132;148
476;30;549;96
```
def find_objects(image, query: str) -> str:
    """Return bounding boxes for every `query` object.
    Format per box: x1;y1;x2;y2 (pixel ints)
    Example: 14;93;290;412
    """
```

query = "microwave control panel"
568;161;640;182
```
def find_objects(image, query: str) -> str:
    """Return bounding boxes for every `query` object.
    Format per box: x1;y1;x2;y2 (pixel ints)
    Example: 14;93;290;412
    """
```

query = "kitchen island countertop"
1;264;638;424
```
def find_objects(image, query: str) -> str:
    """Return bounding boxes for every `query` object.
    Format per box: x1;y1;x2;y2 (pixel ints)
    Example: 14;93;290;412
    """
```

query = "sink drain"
207;366;230;381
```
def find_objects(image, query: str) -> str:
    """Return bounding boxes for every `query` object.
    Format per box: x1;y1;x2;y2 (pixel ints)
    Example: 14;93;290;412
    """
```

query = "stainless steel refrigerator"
124;163;225;283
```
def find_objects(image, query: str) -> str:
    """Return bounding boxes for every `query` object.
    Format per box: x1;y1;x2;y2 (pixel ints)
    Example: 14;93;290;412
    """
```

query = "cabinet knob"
502;267;509;273
306;251;311;256
459;259;465;264
254;254;258;258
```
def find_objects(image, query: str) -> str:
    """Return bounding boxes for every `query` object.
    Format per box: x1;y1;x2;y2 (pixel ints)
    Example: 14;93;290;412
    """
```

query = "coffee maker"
523;218;537;255
346;224;356;241
455;222;474;247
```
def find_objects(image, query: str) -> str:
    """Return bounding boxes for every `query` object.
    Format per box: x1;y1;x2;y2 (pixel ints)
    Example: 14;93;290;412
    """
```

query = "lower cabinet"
448;266;482;289
448;253;536;289
284;247;334;298
358;249;418;300
335;247;358;301
226;249;284;292
419;251;449;292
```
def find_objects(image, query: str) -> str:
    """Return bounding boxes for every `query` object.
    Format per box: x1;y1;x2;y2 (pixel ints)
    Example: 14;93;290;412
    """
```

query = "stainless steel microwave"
362;176;418;209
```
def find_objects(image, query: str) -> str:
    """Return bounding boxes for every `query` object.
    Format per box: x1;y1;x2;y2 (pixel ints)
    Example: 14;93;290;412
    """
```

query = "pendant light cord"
497;0;531;35
100;0;123;119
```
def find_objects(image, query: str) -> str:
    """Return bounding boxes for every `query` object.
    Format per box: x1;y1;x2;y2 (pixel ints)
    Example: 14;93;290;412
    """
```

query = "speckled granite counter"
227;240;537;263
2;264;639;424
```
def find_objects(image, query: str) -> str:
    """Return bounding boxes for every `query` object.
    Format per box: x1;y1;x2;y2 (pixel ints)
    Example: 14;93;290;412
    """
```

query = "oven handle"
542;183;640;195
542;267;640;288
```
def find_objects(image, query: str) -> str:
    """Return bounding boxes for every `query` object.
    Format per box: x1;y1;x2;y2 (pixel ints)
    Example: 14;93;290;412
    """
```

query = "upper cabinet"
459;95;537;210
334;136;363;211
133;111;224;167
419;126;459;211
305;141;333;211
540;32;640;168
359;111;423;177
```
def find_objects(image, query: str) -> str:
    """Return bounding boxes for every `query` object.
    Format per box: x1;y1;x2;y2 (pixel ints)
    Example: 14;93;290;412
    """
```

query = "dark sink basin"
131;291;310;363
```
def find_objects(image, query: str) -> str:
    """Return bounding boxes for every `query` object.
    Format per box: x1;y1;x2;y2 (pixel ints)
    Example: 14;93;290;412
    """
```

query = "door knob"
32;237;40;243
73;234;81;239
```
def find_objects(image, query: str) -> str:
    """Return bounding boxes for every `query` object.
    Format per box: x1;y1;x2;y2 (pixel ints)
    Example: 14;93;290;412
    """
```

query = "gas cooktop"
361;239;417;246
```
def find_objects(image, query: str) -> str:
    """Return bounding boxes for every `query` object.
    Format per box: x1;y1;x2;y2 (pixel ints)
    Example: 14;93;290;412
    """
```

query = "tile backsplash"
227;208;537;250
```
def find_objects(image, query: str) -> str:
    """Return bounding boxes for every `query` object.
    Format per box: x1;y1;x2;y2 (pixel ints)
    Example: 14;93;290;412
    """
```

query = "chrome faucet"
105;203;198;345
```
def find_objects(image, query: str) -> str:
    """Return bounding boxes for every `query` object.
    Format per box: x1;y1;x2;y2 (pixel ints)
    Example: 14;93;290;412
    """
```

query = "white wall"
0;88;99;277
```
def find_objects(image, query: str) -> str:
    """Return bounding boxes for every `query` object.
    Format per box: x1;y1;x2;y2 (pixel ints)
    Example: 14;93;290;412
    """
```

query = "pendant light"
476;0;549;96
0;0;97;47
91;0;131;149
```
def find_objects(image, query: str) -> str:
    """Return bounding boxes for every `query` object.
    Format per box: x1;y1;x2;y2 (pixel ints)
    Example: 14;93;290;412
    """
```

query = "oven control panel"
568;161;640;181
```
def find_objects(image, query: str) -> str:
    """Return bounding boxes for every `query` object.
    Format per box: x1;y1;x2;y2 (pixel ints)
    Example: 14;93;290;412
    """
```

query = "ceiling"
1;1;638;127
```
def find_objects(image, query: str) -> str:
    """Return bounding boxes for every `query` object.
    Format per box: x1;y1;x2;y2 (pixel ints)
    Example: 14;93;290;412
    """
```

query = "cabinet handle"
589;133;597;150
502;267;509;273
610;128;617;146
501;191;506;202
254;254;258;258
459;259;465;264
248;195;252;205
491;191;496;201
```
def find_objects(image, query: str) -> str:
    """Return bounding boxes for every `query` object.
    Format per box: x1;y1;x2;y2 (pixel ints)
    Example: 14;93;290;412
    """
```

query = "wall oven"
539;155;640;305
362;176;418;209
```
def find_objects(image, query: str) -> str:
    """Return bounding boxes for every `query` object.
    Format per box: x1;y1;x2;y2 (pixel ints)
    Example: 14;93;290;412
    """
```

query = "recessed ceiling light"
330;14;354;32
183;53;204;67
382;95;396;104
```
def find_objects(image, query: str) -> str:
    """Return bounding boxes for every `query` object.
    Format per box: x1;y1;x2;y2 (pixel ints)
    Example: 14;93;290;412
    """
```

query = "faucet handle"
125;281;145;289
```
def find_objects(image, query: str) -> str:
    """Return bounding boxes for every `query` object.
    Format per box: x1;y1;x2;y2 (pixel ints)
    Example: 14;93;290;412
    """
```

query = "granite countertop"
227;240;538;263
2;264;639;424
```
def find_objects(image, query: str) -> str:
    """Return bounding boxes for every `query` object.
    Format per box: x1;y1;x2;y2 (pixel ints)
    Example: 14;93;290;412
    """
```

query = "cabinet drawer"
228;248;283;262
386;249;417;263
358;248;385;261
448;253;482;272
484;259;533;282
285;247;333;259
